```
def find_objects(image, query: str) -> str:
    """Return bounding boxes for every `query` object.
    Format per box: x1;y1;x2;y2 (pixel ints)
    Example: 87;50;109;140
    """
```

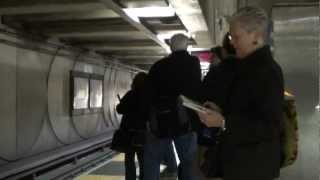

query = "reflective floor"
76;154;132;180
76;154;177;180
75;147;224;180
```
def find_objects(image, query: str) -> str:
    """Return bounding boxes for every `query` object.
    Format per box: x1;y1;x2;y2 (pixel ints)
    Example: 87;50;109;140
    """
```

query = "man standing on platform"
143;33;202;180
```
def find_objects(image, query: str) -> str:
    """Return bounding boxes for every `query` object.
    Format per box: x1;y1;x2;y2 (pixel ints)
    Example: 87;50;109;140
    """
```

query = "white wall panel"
48;56;81;144
113;69;133;122
273;6;319;180
103;67;114;128
0;43;17;160
104;67;119;128
28;115;63;156
16;48;50;157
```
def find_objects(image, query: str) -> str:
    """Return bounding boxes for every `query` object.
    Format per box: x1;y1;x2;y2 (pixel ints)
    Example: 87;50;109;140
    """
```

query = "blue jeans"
143;132;198;180
163;142;178;172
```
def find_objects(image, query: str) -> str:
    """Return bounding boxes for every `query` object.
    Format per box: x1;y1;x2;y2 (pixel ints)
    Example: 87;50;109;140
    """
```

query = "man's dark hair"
132;72;147;90
211;46;223;60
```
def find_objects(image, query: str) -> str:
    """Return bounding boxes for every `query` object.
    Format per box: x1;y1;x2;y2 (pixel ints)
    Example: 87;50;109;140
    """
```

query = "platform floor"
76;153;178;180
76;146;223;180
76;154;126;180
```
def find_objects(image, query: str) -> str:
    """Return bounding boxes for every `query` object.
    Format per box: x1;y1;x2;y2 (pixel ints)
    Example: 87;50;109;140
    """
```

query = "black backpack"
149;95;192;138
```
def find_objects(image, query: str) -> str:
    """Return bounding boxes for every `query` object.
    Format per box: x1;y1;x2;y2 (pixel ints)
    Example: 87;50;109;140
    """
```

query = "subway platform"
76;153;178;180
76;146;222;180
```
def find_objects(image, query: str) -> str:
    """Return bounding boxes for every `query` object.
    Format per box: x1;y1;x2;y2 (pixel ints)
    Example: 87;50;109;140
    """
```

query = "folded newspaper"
179;95;209;113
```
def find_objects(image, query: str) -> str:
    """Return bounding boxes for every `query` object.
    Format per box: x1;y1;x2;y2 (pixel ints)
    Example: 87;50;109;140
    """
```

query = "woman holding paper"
198;6;284;180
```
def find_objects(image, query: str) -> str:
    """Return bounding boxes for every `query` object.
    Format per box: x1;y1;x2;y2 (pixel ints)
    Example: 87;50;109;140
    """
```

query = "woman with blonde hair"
198;6;284;180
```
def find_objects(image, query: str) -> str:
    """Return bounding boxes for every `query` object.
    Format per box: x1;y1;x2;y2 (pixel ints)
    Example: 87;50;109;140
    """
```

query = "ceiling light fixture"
124;6;176;23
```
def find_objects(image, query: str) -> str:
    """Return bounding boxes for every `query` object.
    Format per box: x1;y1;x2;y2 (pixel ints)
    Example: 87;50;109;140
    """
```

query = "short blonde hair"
229;6;269;38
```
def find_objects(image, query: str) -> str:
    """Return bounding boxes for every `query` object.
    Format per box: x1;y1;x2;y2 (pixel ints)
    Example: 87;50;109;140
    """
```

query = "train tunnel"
0;0;319;179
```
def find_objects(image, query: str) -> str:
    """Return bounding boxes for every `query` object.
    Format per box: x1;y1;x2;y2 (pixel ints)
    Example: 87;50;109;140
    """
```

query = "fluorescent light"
123;9;141;23
123;6;175;18
187;47;210;52
316;104;320;111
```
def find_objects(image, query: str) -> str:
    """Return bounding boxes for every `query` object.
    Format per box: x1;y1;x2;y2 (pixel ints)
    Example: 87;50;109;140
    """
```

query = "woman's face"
230;22;258;59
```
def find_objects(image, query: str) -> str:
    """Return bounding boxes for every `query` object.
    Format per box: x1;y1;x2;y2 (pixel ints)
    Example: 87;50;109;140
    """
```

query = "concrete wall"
273;6;319;180
199;0;237;45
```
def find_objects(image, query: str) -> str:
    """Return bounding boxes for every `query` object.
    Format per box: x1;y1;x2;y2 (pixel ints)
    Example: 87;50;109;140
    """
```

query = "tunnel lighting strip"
123;6;176;23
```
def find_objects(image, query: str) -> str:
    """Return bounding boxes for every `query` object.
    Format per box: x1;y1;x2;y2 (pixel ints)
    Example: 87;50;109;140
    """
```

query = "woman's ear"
253;31;264;46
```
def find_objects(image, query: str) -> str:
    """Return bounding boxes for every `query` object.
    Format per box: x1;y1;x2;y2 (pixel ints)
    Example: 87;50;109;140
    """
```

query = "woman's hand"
198;110;225;128
203;101;222;113
197;101;225;128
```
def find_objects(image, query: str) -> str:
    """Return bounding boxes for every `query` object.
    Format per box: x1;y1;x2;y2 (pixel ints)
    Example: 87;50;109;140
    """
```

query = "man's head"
170;33;189;52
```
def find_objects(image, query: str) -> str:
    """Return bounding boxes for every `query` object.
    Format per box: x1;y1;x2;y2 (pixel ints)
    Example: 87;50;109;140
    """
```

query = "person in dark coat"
198;6;284;180
116;72;148;180
202;32;237;111
143;33;202;180
198;33;237;146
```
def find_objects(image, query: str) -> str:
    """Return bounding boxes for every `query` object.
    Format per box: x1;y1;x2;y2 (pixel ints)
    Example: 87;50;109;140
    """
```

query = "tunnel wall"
0;33;134;166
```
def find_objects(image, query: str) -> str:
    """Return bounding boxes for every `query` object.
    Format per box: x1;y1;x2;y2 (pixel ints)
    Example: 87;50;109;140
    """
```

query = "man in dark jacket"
143;33;202;180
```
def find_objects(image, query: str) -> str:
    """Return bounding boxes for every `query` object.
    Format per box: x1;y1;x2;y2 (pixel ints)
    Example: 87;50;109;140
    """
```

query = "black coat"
147;50;202;135
202;57;237;110
149;50;202;100
220;46;284;180
116;89;146;131
199;57;237;145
